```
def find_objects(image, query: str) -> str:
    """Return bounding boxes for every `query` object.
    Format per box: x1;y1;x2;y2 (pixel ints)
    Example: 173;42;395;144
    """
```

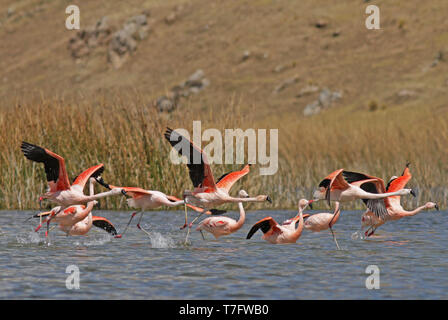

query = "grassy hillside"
1;0;447;210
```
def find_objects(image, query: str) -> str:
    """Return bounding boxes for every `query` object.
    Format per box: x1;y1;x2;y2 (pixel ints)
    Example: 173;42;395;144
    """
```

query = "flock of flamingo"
19;127;439;249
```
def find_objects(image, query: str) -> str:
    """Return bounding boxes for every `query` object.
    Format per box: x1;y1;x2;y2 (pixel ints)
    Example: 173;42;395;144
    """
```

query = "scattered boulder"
315;19;328;28
156;94;179;113
155;70;210;112
296;85;319;98
397;89;416;98
273;75;300;94
108;13;151;69
68;17;112;59
273;61;296;73
165;4;185;25
303;88;342;116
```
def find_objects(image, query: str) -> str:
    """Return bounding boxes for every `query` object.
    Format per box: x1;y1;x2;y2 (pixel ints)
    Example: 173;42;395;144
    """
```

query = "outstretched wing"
72;164;105;192
215;164;251;193
318;169;349;205
164;128;216;190
246;217;278;239
92;216;117;235
21;141;70;192
354;177;389;219
386;163;412;208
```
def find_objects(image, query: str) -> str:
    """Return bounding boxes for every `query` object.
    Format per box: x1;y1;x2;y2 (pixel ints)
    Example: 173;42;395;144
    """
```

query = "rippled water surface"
0;209;447;299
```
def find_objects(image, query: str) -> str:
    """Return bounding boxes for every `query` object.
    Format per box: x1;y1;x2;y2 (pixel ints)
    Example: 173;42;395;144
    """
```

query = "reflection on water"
0;209;447;299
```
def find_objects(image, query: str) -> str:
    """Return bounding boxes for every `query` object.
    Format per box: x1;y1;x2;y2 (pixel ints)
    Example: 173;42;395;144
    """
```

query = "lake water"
0;209;446;299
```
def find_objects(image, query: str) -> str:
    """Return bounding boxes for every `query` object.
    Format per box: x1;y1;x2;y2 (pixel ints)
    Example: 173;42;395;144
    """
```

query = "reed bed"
1;93;447;211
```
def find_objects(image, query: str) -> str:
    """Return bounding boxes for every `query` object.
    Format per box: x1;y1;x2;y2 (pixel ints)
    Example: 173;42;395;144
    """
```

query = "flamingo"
313;168;416;219
109;186;225;238
246;199;311;244
361;163;439;237
164;128;272;230
21;142;126;210
33;178;117;237
196;190;249;239
303;201;342;249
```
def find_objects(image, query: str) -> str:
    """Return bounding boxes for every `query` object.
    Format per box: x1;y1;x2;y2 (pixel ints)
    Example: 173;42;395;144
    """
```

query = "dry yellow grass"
1;0;448;210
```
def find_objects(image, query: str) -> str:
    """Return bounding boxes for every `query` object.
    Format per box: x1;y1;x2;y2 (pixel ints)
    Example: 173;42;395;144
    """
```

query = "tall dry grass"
1;93;447;211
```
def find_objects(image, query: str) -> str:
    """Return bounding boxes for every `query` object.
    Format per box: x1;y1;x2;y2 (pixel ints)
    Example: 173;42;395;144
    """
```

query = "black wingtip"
435;203;439;211
209;209;226;215
410;189;417;198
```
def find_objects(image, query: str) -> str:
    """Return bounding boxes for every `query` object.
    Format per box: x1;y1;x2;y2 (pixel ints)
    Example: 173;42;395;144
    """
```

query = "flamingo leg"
188;209;206;228
200;230;206;240
329;226;341;250
114;211;139;239
184;208;206;244
367;227;377;237
180;202;188;230
136;212;151;237
364;226;373;237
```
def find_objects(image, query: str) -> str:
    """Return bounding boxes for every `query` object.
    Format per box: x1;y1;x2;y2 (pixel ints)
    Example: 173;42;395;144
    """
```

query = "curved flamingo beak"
435;203;440;211
121;189;127;196
410;189;417;197
266;196;272;203
308;199;314;209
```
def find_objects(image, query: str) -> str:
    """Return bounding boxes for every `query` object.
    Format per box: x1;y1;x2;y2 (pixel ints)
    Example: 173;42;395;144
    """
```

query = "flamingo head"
238;190;249;198
312;187;326;201
298;199;312;210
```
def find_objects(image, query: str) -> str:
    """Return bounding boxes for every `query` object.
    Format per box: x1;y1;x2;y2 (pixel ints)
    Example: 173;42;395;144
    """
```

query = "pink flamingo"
21;142;125;209
34;178;117;236
313;168;415;219
109;186;224;238
164;128;272;229
303;201;341;249
246;199;311;244
196;190;249;239
361;163;439;237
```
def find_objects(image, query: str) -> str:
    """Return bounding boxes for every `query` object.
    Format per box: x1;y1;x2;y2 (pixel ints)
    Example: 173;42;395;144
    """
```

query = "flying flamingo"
246;199;311;244
303;201;342;249
108;186;225;238
360;163;439;237
33;178;117;237
164;128;272;230
313;168;416;219
21;141;125;209
196;190;249;239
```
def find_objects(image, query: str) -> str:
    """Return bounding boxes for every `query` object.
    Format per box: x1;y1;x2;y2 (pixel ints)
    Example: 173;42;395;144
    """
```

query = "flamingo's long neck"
227;196;264;203
397;205;427;218
230;202;246;232
291;208;304;240
359;189;408;200
330;202;341;227
78;179;96;220
83;189;116;201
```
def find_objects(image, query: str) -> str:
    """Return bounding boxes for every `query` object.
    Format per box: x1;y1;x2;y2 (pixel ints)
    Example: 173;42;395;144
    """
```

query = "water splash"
16;231;46;245
351;231;365;240
148;232;176;248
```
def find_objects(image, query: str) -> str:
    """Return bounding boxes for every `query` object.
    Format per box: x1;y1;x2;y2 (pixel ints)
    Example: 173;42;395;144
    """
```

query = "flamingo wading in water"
196;190;249;239
360;163;439;237
108;186;225;238
246;199;311;244
313;169;416;219
303;201;342;249
20;142;126;211
164;128;272;231
33;178;117;237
